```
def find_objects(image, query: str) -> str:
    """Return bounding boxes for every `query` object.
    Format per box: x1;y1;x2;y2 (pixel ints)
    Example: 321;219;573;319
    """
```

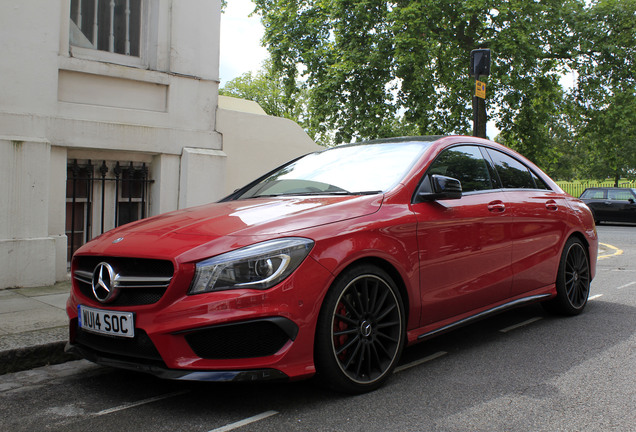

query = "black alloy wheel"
545;237;591;316
315;264;405;393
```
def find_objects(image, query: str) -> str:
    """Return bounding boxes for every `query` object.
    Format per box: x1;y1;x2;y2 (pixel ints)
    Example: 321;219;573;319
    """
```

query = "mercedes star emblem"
91;262;119;303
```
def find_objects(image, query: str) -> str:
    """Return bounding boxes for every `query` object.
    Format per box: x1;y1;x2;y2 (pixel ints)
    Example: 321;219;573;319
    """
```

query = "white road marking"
617;281;636;290
208;410;279;432
499;317;543;333
394;351;447;374
588;294;603;300
93;391;188;417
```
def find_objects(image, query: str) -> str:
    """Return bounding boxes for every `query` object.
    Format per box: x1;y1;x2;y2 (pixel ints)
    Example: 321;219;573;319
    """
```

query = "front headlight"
189;237;314;294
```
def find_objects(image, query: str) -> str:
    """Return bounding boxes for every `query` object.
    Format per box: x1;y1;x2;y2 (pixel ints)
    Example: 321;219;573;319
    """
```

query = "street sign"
475;80;486;99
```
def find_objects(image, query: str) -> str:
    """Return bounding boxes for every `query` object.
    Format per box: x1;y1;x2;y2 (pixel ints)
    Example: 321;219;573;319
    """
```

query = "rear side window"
608;189;635;200
486;149;536;189
530;171;550;190
427;145;494;192
580;189;605;199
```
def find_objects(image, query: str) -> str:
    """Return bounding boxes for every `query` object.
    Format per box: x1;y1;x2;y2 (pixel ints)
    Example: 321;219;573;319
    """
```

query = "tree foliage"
219;60;315;137
221;61;293;118
569;0;636;183
245;0;635;180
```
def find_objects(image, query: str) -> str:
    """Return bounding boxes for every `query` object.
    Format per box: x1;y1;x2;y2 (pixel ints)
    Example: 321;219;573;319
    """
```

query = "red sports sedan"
66;136;597;393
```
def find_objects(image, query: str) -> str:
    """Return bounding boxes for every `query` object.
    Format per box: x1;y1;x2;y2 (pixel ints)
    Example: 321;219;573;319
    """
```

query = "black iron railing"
66;159;153;262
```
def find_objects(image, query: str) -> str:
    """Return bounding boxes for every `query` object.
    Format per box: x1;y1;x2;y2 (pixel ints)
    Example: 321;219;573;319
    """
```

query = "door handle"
545;200;558;211
488;201;506;213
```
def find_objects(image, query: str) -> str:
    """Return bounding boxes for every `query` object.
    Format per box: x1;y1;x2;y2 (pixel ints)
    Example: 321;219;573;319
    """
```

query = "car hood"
76;195;383;260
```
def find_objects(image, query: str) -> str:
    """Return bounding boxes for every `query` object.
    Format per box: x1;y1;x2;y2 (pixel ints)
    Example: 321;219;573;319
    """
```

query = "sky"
219;0;269;86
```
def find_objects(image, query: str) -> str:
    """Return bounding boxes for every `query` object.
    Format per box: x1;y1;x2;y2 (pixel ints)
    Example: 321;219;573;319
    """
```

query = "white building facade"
0;0;320;289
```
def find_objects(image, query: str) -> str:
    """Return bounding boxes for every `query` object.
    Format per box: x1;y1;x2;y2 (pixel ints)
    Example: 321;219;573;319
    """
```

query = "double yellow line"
598;243;623;260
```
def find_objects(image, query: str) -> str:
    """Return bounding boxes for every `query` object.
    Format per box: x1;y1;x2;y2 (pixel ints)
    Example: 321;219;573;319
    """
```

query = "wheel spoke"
367;280;379;318
344;339;363;372
376;320;400;330
374;338;391;359
359;279;371;314
337;334;360;358
369;342;382;373
334;312;357;327
341;296;362;320
364;344;372;378
353;344;365;377
376;303;397;322
377;333;399;345
334;327;358;337
372;289;390;316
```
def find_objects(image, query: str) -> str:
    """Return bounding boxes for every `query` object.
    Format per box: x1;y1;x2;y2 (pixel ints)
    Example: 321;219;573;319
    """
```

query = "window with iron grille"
69;0;141;57
66;159;153;263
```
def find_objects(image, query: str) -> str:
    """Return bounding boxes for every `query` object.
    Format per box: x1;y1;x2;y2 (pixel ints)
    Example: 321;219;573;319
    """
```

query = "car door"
485;148;571;297
412;145;513;326
580;189;607;221
606;189;636;222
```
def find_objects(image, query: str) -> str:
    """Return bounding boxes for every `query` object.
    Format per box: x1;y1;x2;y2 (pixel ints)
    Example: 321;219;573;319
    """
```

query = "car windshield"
236;142;430;199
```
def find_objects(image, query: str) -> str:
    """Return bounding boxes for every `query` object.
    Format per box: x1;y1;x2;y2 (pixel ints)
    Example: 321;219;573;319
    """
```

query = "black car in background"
580;187;636;224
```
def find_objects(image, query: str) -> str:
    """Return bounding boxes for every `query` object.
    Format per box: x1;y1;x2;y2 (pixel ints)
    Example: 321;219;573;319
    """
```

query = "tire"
544;237;591;316
314;264;405;393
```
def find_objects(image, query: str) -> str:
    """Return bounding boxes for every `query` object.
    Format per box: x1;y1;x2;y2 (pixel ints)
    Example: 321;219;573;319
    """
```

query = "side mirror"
416;174;462;202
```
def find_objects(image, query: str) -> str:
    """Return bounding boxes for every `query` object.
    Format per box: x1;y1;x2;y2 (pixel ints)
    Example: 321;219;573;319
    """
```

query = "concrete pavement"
0;281;76;375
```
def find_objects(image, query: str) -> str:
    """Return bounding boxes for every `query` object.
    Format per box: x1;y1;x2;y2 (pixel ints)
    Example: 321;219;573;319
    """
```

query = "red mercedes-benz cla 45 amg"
66;136;597;393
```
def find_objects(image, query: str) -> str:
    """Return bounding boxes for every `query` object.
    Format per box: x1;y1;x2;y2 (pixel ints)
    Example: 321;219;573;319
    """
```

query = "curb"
0;341;79;375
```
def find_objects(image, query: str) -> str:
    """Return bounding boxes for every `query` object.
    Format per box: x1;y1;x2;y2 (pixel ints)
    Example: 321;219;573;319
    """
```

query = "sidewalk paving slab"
0;281;78;375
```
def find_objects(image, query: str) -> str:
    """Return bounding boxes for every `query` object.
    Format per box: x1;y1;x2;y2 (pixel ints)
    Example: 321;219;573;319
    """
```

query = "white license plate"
78;305;135;338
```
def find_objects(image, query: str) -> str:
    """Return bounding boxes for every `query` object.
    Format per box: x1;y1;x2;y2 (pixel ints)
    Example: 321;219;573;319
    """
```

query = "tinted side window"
530;170;550;190
427;146;493;192
608;189;635;200
580;189;605;199
487;149;535;189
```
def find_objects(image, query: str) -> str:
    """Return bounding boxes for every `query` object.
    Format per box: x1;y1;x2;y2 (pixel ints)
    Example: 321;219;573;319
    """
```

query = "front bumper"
66;255;333;381
65;342;289;382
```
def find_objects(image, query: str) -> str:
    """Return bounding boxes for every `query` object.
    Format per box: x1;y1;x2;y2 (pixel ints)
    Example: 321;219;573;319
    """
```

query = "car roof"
582;187;634;190
362;135;446;144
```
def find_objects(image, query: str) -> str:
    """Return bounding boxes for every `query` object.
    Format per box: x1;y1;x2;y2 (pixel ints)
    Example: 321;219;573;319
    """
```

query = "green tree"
220;61;293;118
220;61;323;142
249;0;635;180
253;0;581;153
570;0;636;183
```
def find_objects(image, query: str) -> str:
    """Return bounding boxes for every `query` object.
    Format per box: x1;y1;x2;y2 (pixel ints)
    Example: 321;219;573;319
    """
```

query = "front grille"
75;325;163;362
73;256;174;306
185;319;296;359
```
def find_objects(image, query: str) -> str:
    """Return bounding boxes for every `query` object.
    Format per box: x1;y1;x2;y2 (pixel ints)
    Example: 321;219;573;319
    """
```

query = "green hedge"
555;180;636;198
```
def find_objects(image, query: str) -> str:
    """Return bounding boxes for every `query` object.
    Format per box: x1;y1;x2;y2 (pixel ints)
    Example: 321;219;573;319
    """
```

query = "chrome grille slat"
74;270;93;284
72;257;174;306
74;271;172;288
115;275;172;289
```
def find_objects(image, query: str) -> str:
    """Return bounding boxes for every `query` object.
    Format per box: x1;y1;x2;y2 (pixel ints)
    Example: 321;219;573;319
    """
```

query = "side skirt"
415;293;552;342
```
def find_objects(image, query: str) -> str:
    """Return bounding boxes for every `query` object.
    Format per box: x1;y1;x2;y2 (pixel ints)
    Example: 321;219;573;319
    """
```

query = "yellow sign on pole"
475;80;486;99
